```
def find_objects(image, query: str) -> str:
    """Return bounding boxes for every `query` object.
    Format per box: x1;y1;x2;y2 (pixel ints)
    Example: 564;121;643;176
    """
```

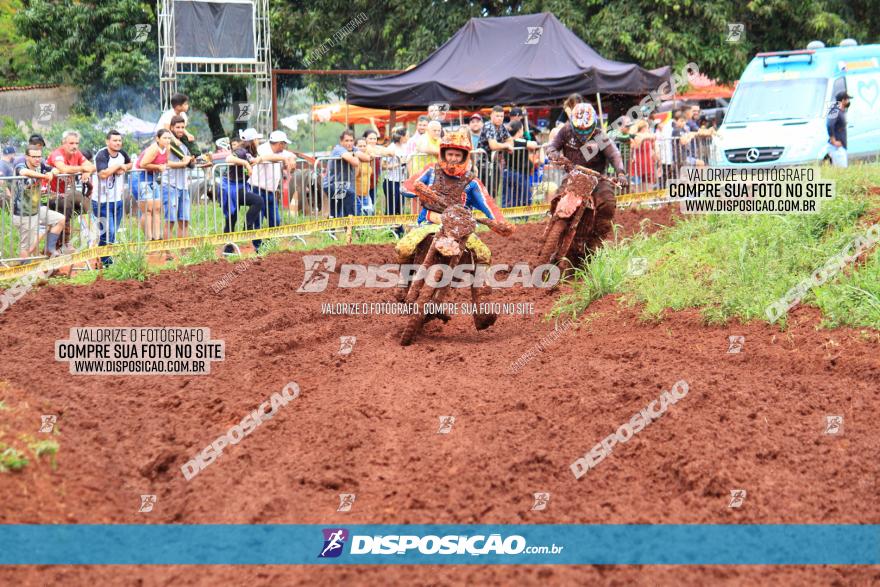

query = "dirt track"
1;206;878;585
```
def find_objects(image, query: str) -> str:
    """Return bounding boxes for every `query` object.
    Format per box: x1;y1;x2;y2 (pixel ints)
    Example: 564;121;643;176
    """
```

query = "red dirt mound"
1;206;877;585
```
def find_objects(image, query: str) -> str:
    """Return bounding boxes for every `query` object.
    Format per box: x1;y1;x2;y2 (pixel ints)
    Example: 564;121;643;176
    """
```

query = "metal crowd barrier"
2;138;715;266
615;134;717;191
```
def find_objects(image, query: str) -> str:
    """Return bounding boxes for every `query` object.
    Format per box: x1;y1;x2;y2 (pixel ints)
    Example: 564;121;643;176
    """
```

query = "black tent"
346;12;671;109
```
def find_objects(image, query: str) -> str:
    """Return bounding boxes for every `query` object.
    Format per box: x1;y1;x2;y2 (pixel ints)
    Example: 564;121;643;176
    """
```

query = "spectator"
507;107;532;141
249;129;296;229
479;105;514;195
212;137;232;163
827;91;851;168
164;115;195;241
411;120;442;173
382;127;408;226
404;115;430;160
1;146;16;177
220;133;264;254
354;137;375;215
467;113;484;150
607;117;634;172
686;105;701;133
10;145;64;260
671;111;688;171
131;129;172;241
629;120;658;189
501;120;540;207
91;130;132;266
158;93;195;142
325;130;369;218
363;129;392;210
46;130;95;253
556;93;584;127
657;116;677;188
13;135;46;167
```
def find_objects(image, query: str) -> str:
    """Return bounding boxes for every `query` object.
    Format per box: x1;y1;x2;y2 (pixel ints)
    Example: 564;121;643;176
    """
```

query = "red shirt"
48;147;86;194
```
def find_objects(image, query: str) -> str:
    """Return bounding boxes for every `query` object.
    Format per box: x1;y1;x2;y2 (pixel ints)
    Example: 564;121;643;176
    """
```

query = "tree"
14;0;156;111
13;0;251;139
0;0;38;86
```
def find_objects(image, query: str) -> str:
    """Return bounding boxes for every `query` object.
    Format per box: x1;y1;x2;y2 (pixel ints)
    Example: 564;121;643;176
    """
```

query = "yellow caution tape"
0;192;670;280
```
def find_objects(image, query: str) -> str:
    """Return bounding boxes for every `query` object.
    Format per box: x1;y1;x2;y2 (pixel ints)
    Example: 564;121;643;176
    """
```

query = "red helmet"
438;130;472;177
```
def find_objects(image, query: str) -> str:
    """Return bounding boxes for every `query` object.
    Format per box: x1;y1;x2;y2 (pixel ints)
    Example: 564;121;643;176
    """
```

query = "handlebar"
574;165;624;188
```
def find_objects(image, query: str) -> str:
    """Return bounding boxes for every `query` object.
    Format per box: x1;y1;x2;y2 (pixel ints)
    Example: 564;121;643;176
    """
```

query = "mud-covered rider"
395;130;514;307
544;103;627;258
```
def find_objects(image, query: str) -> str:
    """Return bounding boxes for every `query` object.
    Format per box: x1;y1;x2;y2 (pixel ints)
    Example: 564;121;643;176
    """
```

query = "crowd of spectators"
0;93;721;264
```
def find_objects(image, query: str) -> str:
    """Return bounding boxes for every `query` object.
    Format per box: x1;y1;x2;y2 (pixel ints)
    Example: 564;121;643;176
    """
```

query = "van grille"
725;147;784;163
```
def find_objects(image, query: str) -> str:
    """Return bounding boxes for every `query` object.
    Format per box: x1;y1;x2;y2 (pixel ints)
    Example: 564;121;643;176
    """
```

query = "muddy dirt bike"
399;205;503;346
537;164;622;271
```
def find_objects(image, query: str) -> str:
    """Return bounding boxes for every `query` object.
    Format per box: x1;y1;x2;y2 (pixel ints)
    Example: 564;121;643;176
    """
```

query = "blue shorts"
163;186;191;221
131;171;160;201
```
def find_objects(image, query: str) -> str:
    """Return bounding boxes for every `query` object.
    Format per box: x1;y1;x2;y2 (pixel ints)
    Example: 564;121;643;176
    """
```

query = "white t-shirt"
249;142;294;192
659;122;675;164
92;147;131;203
157;109;188;131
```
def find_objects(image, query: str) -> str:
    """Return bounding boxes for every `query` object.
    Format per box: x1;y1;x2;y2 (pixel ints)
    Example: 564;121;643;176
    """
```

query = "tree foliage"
9;0;880;118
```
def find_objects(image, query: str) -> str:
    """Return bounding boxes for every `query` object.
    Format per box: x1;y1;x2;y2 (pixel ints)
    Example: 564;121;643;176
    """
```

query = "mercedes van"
713;40;880;167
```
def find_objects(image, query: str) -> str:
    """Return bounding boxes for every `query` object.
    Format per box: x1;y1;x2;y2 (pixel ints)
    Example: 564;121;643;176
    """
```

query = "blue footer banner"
1;525;878;565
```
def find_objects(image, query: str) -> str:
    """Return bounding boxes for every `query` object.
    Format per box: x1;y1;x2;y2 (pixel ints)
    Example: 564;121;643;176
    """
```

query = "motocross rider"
395;130;514;328
544;102;628;259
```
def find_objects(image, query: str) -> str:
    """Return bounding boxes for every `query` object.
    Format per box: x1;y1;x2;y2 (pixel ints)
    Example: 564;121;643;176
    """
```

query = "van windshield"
725;78;827;123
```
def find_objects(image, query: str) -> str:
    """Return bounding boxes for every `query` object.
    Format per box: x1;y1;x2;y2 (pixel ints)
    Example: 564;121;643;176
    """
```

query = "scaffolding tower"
157;0;273;133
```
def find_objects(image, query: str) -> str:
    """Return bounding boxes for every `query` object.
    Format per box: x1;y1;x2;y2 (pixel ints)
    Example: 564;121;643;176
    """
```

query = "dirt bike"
399;205;501;346
537;164;622;271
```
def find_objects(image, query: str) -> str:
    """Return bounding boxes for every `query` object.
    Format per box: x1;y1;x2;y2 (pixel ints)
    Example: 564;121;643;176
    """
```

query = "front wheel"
400;257;450;346
538;216;568;265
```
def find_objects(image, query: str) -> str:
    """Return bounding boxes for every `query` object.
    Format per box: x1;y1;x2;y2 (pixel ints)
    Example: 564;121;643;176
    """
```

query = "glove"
615;172;629;189
555;156;574;171
488;219;514;236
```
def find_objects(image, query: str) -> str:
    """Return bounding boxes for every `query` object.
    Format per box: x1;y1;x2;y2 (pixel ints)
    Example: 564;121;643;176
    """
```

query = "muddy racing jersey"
402;164;506;225
545;125;625;176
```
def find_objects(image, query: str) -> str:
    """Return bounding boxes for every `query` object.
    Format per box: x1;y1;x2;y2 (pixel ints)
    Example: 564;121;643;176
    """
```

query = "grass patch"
555;163;880;329
0;444;29;472
177;240;218;266
28;438;60;469
257;237;285;256
103;238;149;282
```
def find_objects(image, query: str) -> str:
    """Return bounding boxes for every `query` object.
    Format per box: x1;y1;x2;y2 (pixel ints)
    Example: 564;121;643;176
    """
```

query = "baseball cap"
468;112;483;121
239;128;263;141
268;130;291;144
835;91;853;101
2;146;16;155
510;107;524;117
